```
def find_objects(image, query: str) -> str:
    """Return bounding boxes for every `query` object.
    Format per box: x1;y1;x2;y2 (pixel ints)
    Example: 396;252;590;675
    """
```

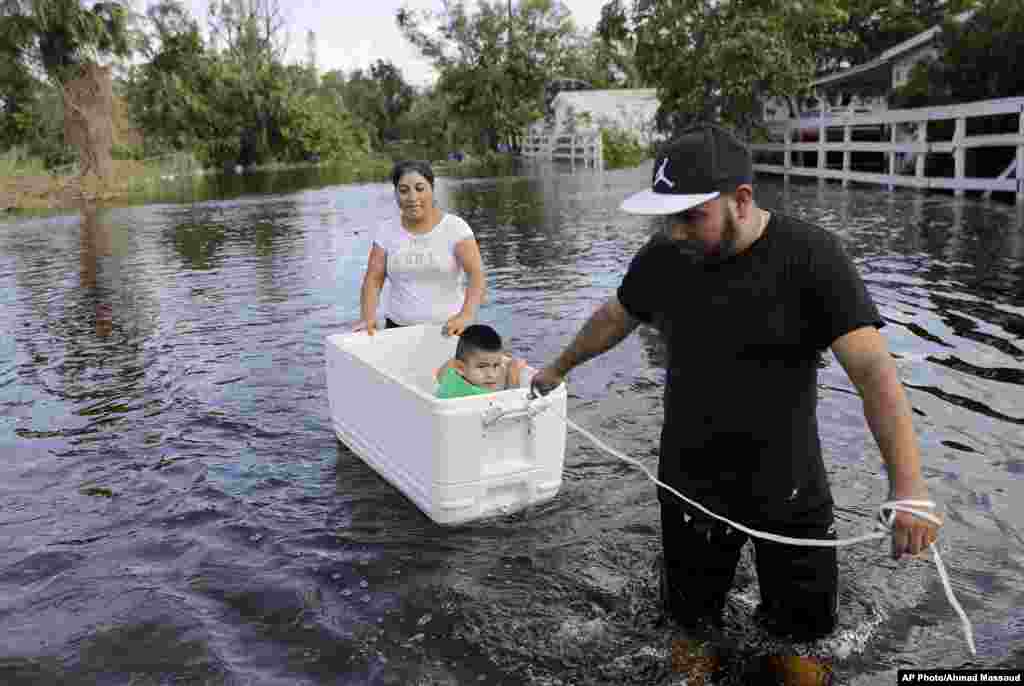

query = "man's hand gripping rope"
521;386;975;655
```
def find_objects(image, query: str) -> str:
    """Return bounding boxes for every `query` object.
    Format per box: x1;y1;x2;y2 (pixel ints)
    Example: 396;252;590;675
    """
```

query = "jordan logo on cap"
654;158;675;190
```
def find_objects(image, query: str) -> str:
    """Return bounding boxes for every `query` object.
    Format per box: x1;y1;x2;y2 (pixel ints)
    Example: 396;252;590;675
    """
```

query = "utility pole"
306;29;318;83
504;0;513;153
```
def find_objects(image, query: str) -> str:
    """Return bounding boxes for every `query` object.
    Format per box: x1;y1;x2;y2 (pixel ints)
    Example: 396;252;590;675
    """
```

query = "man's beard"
671;212;740;265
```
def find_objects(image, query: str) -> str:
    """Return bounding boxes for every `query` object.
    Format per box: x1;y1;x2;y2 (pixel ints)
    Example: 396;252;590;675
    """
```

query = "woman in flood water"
355;160;485;337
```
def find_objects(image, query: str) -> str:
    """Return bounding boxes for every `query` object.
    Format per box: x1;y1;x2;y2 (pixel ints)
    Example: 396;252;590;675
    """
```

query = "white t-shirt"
372;213;476;325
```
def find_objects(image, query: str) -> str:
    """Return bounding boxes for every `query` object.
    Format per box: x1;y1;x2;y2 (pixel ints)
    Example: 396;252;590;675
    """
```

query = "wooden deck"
751;96;1024;202
520;129;604;170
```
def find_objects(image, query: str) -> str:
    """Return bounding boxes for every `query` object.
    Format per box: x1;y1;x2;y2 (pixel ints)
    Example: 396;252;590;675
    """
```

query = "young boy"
435;324;527;399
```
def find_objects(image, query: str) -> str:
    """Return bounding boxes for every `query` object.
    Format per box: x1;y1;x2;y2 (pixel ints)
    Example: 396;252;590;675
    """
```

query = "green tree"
368;60;414;142
925;0;1023;102
817;0;978;72
276;90;369;163
271;62;369;163
198;45;372;166
342;59;414;145
319;68;345;98
559;25;640;90
0;0;134;82
394;85;476;158
206;0;286;65
0;34;40;148
606;0;852;136
123;0;209;153
398;0;577;152
202;0;287;166
591;0;642;87
0;0;135;157
121;0;374;168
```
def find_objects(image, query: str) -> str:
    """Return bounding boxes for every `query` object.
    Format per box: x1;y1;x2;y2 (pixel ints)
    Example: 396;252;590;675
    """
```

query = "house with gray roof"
531;88;664;147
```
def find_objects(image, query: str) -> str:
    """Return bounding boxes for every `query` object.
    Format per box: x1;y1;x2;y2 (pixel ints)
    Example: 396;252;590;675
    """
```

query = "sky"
174;0;611;88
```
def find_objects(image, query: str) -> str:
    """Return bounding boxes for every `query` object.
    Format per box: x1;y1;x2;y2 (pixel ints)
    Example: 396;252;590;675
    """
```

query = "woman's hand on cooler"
442;313;471;337
353;318;377;336
505;356;527;388
529;365;564;397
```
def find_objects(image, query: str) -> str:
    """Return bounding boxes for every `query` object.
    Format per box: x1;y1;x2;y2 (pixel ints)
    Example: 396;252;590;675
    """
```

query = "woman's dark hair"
456;324;502;361
391;160;435;188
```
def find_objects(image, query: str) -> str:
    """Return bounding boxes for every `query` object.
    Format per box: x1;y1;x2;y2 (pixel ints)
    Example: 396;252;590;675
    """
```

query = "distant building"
761;12;972;140
532;88;664;147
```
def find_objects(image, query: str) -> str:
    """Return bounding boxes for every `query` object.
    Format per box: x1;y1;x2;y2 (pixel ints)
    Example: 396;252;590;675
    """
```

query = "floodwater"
1;164;1022;685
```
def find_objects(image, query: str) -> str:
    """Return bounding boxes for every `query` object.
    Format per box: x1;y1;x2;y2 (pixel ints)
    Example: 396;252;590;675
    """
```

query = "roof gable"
812;10;973;89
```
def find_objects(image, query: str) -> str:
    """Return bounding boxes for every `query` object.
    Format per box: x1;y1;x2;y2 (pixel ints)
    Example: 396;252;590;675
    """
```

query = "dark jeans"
660;499;838;641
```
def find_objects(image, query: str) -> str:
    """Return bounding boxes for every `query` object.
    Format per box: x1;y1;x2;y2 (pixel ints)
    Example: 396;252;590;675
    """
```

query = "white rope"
527;396;976;655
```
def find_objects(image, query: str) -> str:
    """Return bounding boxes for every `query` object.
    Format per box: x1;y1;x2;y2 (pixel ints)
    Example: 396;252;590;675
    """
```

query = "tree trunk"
63;63;114;182
481;127;498;152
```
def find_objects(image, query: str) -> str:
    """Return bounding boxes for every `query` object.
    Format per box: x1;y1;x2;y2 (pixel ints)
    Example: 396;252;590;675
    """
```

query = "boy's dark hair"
456;324;502;361
391;160;435;188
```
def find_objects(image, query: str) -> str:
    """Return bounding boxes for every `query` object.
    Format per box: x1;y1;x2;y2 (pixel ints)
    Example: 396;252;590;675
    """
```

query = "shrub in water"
601;127;648;170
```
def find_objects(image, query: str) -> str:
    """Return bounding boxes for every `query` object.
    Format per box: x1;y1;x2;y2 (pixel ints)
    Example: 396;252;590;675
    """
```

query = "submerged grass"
0;147;48;177
0;152;396;212
1;147;522;213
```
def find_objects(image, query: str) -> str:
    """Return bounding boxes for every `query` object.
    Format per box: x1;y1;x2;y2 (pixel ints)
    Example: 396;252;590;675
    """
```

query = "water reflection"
1;171;1023;684
79;203;113;337
167;212;228;270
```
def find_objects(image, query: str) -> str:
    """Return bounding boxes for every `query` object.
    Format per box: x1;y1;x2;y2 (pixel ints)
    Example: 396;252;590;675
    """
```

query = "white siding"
544;89;663;145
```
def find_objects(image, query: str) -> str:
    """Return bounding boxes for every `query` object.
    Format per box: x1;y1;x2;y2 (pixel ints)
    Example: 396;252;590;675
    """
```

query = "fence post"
954;117;966;198
597;130;604;171
889;122;898;191
1018;105;1023;205
818;109;827;184
784;122;792;181
915;120;927;182
751;96;1022;198
842;124;851;188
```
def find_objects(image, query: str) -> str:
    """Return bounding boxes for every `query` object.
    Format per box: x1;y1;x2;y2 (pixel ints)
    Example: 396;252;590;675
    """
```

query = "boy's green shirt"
435;367;493;399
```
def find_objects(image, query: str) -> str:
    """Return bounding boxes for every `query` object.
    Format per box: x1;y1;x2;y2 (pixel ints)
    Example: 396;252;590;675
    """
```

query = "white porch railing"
750;96;1024;203
520;129;604;170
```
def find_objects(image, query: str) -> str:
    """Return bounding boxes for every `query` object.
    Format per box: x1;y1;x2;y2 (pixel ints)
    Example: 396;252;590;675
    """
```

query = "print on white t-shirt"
372;213;475;325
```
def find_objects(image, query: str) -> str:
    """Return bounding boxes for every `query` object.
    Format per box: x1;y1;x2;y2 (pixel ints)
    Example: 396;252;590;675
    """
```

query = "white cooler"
325;325;568;525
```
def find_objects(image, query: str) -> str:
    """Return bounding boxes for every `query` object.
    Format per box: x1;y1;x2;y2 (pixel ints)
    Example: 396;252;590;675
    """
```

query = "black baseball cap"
621;123;753;215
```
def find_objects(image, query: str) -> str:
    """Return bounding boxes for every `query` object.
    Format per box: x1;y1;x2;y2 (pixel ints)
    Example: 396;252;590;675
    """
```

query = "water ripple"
1;172;1021;683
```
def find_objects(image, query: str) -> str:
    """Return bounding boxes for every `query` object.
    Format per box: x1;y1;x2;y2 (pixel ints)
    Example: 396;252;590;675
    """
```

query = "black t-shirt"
617;213;883;525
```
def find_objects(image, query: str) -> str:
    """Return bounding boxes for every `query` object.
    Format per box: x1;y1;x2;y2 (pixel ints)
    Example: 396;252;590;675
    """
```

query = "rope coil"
524;394;976;655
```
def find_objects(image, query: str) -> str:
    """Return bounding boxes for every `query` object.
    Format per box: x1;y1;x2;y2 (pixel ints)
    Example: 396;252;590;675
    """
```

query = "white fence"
750;96;1024;203
520;129;604;170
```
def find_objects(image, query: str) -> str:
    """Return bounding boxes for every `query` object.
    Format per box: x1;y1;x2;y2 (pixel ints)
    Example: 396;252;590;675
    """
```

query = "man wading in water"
531;123;941;642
